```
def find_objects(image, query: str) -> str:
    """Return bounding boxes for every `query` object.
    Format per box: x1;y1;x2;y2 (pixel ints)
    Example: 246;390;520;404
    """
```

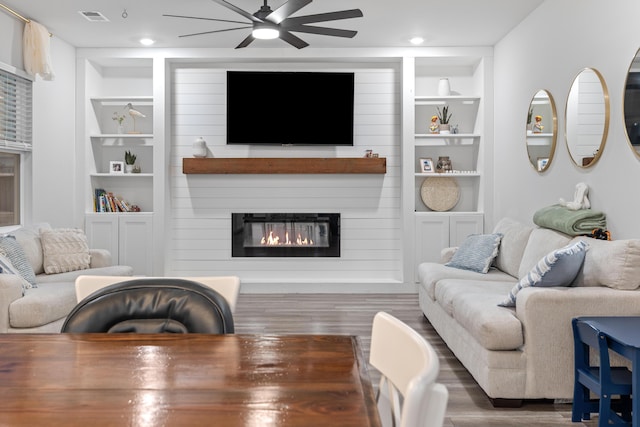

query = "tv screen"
226;71;354;146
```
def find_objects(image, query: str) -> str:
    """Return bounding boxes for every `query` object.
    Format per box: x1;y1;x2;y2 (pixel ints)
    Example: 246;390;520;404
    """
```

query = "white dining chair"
74;275;241;313
369;311;448;427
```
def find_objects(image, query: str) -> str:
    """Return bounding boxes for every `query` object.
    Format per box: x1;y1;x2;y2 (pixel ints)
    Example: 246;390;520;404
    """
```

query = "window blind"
0;68;33;152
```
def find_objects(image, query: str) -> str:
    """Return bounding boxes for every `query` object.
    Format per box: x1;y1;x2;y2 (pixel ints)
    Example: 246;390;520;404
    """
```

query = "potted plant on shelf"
112;112;125;134
124;150;137;173
437;106;452;134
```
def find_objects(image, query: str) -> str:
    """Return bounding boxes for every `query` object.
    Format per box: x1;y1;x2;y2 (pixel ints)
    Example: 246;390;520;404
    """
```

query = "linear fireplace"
232;213;340;257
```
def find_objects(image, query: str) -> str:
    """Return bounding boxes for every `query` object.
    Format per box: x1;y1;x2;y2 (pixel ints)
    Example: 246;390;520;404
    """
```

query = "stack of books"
94;188;135;212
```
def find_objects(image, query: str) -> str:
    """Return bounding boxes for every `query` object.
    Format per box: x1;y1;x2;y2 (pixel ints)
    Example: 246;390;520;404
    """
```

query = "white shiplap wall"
168;62;402;291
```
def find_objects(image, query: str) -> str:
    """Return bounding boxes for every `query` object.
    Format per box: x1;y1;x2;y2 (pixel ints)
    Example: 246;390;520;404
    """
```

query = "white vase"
438;78;451;96
117;124;124;134
125;164;134;173
193;137;208;158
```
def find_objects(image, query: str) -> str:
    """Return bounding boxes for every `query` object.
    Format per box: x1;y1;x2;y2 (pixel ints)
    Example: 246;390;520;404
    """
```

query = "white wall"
169;62;402;291
494;0;640;238
0;12;78;228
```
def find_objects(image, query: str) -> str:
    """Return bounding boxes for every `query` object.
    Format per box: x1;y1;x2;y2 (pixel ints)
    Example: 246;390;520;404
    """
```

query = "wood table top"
0;333;381;427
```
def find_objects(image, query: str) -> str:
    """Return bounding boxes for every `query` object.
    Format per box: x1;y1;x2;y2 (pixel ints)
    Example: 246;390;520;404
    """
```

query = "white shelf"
527;133;553;137
90;96;153;104
414;172;480;178
90;134;153;138
415;96;480;104
90;173;153;178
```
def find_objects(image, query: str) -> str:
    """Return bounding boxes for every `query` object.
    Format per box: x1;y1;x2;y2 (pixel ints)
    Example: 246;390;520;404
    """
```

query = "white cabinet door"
414;213;483;282
85;213;153;275
119;214;153;276
85;214;119;261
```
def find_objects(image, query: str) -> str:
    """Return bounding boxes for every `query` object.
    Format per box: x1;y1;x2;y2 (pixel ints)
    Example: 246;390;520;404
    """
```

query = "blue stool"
572;318;632;426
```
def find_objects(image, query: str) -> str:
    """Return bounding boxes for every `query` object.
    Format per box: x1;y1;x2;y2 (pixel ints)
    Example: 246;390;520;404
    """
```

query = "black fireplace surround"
232;213;340;257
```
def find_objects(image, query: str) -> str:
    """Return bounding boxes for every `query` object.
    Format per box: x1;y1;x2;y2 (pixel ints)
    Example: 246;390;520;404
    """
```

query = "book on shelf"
93;188;133;212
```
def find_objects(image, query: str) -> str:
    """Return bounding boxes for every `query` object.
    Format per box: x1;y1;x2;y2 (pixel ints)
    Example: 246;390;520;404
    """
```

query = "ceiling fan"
164;0;363;49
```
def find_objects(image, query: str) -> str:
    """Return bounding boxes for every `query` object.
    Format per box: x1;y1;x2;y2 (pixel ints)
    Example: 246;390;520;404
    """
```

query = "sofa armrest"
0;275;26;332
515;286;640;398
89;249;112;268
440;247;458;263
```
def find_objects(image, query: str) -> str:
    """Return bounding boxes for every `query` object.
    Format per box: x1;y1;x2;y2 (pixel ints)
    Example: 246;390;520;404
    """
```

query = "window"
0;152;19;226
0;65;33;226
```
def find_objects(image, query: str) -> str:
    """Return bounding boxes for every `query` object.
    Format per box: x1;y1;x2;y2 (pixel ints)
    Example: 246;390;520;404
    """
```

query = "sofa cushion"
41;228;91;274
445;233;503;273
418;262;515;301
492;218;534;278
0;254;33;293
34;265;134;284
517;228;572;279
571;236;640;290
11;223;51;275
9;282;77;328
0;235;37;286
435;279;524;351
500;240;588;307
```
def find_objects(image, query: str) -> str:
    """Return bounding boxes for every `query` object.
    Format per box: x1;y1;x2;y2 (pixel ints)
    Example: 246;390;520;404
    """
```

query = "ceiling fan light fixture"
252;23;280;40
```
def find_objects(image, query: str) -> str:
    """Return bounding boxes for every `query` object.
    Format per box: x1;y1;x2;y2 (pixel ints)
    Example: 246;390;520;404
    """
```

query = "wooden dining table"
0;333;381;426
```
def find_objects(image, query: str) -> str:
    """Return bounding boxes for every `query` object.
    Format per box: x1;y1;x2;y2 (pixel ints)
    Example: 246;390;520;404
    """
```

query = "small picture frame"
537;157;549;171
420;158;435;173
109;161;124;174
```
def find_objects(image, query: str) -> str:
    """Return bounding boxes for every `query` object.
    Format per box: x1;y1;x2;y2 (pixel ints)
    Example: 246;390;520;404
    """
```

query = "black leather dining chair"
61;278;234;333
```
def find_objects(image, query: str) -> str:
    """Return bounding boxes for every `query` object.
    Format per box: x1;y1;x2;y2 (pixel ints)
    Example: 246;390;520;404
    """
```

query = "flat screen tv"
226;71;354;146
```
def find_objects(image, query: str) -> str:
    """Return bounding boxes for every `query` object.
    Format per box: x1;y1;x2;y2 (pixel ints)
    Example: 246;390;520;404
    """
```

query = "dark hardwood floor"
234;293;598;427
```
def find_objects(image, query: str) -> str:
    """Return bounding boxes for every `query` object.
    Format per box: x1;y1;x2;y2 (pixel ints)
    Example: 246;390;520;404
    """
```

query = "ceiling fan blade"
163;14;248;25
211;0;263;23
179;26;252;38
279;30;309;49
284;24;357;38
283;9;363;26
235;34;256;49
266;0;312;24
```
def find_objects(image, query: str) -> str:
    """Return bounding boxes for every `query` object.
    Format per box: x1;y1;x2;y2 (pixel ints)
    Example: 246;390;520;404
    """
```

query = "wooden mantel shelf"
183;157;386;174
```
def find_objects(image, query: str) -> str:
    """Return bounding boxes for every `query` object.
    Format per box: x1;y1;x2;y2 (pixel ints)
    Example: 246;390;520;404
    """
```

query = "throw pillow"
499;240;588;307
445;233;503;274
0;253;34;294
41;228;91;274
0;235;37;286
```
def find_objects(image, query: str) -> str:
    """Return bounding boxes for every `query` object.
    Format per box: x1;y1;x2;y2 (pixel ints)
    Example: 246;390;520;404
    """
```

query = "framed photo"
420;158;435;173
109;161;124;174
537;157;549;171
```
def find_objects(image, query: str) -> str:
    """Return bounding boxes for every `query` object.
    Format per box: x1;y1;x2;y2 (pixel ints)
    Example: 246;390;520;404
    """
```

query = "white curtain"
23;20;55;81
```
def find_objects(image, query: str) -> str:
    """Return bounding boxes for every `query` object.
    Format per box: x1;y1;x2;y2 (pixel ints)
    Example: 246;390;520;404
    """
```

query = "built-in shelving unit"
183;157;387;174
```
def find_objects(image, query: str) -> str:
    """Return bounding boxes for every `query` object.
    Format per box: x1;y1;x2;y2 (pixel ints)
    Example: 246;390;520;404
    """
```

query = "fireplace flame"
260;231;314;246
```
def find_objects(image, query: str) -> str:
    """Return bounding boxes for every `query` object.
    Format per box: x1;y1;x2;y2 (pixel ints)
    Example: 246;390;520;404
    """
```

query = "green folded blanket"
533;204;607;236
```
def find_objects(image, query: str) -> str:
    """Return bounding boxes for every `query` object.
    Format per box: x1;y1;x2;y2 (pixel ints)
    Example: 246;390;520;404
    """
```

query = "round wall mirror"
623;48;640;158
565;68;610;168
526;89;557;172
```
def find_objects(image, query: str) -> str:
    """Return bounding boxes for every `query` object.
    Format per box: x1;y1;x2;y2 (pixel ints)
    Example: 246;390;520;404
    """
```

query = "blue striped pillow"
0;253;34;294
0;235;37;286
499;240;588;307
445;233;503;274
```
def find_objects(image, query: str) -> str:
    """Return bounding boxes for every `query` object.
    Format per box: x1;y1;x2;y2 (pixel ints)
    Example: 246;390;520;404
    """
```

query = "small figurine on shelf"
533;115;544;133
429;115;439;134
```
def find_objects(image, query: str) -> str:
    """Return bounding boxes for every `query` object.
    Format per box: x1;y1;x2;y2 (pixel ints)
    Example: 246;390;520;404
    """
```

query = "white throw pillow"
499;240;588;307
41;228;91;274
0;253;34;294
445;233;503;274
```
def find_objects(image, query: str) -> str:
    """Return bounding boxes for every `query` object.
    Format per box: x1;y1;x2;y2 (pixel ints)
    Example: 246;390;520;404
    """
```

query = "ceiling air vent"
78;11;109;22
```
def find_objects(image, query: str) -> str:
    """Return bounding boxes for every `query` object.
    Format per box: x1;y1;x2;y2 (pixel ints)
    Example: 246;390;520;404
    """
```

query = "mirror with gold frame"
526;89;557;172
623;48;640;157
565;68;610;168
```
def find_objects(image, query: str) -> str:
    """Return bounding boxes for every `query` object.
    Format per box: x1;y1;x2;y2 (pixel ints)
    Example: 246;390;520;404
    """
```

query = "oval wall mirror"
623;48;640;158
565;68;610;168
526;89;557;172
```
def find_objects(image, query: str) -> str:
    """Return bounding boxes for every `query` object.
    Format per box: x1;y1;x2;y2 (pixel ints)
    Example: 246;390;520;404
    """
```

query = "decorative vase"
117;124;125;134
439;124;451;135
193;137;208;158
125;164;134;173
438;78;451;96
436;156;453;173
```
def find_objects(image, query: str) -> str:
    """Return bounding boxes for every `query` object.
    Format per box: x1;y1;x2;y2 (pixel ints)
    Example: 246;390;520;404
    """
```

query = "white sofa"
0;224;133;333
418;218;640;403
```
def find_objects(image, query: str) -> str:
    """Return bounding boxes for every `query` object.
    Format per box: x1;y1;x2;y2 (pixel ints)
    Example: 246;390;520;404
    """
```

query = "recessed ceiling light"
410;37;424;45
139;38;155;46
